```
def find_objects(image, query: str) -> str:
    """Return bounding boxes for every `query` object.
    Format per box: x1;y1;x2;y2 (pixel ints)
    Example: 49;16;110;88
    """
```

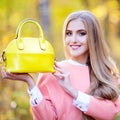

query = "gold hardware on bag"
1;18;55;73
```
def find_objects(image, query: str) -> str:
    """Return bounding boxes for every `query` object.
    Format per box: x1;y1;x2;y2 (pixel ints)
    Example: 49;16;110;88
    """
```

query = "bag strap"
16;18;46;50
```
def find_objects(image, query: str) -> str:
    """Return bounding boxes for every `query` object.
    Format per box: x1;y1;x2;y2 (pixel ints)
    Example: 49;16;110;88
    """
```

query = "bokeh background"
0;0;120;120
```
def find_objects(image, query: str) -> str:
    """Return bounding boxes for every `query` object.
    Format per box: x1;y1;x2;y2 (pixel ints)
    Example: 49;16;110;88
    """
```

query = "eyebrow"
66;29;86;32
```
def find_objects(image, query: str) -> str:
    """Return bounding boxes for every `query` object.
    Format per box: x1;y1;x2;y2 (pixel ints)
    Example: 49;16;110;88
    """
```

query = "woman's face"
65;19;89;63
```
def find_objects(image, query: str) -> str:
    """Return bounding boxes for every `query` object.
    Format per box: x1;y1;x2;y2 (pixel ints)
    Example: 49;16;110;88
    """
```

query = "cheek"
85;42;89;50
78;36;87;42
84;36;87;40
65;37;70;44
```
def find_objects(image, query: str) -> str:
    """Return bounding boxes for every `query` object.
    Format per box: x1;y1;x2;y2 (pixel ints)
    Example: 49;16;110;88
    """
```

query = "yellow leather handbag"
1;19;55;73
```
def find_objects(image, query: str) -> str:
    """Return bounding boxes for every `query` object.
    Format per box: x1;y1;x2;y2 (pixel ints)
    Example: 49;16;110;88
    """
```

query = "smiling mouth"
70;45;81;49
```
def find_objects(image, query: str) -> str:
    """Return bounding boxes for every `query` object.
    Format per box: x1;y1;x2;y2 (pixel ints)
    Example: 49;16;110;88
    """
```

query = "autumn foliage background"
0;0;120;120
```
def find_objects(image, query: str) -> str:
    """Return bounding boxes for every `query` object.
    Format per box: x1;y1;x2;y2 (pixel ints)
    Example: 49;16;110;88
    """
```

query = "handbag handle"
16;18;46;50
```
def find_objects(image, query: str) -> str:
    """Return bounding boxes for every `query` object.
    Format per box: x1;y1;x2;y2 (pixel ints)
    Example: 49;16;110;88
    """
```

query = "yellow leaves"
92;5;108;19
107;0;119;10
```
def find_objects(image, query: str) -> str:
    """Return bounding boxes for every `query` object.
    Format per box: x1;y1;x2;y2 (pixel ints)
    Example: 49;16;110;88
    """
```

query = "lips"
70;45;81;50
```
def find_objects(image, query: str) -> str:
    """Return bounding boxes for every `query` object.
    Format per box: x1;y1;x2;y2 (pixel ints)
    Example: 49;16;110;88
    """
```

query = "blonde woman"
1;10;120;120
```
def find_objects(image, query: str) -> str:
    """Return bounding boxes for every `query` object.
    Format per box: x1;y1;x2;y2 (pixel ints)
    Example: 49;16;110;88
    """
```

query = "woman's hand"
54;62;78;99
1;67;35;90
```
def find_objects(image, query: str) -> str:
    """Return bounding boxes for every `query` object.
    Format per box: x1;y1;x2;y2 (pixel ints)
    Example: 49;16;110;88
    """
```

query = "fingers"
1;67;8;79
54;72;64;80
54;61;60;70
54;63;65;79
1;67;19;80
54;62;67;74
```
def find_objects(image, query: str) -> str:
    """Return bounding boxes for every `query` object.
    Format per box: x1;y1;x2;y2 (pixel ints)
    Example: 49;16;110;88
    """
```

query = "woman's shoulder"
36;72;57;88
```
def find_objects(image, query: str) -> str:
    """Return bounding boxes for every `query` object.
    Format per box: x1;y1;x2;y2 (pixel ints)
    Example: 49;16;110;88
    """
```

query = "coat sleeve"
32;98;58;120
31;73;58;120
84;96;120;120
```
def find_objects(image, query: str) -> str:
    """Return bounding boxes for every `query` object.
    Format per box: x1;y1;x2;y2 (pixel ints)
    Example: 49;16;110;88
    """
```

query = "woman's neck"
68;59;87;66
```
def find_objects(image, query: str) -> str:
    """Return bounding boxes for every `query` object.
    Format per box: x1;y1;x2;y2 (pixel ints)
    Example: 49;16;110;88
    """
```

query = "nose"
71;34;78;42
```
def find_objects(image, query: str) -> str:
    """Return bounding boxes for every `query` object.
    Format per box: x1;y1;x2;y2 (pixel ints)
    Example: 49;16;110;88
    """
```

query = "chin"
70;54;80;58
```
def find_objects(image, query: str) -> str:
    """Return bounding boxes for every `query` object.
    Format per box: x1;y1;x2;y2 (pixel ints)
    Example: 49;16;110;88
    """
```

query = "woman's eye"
66;31;72;36
79;32;87;36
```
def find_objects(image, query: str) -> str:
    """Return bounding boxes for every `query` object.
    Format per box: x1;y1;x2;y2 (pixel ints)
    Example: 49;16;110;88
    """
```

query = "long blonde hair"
63;10;119;120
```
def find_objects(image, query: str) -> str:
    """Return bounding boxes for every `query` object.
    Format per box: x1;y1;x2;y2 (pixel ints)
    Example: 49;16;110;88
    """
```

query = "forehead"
67;19;85;30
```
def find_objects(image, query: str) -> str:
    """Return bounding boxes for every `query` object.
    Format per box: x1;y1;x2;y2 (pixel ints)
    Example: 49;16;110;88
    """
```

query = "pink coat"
31;60;120;120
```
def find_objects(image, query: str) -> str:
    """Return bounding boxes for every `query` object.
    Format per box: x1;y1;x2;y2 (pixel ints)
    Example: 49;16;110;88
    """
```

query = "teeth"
72;46;78;48
70;45;80;49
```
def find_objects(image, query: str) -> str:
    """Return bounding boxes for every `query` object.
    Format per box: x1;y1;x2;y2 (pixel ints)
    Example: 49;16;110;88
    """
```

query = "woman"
1;10;120;120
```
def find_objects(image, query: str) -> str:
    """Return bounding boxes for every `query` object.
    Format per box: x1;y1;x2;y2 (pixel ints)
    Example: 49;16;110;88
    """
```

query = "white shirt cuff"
73;91;90;112
27;86;43;106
